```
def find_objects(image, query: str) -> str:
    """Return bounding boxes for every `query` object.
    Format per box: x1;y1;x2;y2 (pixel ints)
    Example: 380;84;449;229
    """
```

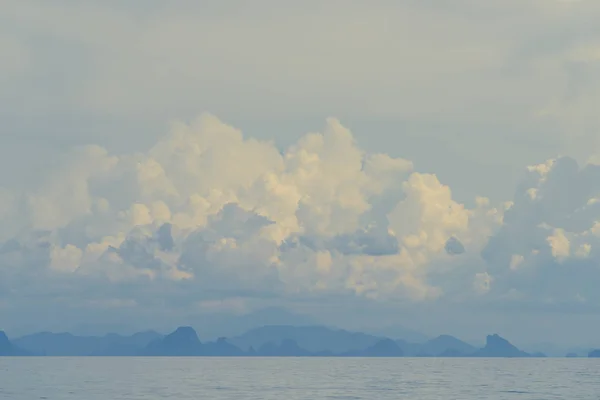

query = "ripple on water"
0;358;599;400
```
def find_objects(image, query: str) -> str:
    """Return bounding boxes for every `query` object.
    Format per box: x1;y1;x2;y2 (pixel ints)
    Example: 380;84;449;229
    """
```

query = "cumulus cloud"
480;156;600;307
3;0;600;224
1;111;600;341
0;114;506;315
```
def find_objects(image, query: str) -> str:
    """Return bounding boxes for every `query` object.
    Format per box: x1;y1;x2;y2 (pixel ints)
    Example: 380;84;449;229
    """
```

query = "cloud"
547;228;570;259
0;114;506;319
480;156;600;307
3;0;600;225
3;112;600;343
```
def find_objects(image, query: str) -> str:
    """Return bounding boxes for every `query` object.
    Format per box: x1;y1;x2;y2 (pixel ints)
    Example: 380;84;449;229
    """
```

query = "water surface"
1;357;598;399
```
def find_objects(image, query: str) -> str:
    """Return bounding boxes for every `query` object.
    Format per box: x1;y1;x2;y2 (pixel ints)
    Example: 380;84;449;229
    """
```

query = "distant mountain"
566;352;579;358
6;325;569;358
341;338;404;357
70;323;134;337
14;330;162;356
393;339;421;356
520;342;571;358
141;327;246;356
420;335;476;357
142;326;409;357
361;339;404;357
190;307;319;340
230;325;383;354
203;337;245;357
438;349;467;357
257;339;312;357
0;331;29;356
588;349;600;358
364;324;429;343
143;326;203;356
472;334;530;358
14;332;101;356
92;331;164;356
389;335;475;357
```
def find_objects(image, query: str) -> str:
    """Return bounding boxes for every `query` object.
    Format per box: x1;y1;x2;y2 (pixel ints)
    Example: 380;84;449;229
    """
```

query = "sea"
0;357;598;399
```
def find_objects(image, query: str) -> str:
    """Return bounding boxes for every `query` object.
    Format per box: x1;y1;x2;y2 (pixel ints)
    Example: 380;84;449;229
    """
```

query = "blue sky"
1;0;600;345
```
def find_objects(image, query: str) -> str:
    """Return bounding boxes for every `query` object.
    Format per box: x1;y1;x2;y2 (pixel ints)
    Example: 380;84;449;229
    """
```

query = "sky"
1;0;600;346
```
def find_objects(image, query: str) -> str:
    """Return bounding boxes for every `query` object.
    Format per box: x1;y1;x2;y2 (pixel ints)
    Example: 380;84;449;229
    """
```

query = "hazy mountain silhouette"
190;307;319;340
390;335;475;356
15;332;99;356
472;334;530;357
143;326;203;356
70;323;133;337
393;339;421;356
365;324;429;343
92;331;164;356
230;325;382;354
0;331;29;356
6;325;554;358
141;327;247;356
203;337;245;356
14;330;161;356
339;338;405;357
420;335;476;356
438;348;466;357
588;349;600;358
361;339;404;357
257;339;312;357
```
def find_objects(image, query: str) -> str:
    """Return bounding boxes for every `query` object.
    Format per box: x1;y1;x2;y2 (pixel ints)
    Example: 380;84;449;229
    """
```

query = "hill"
142;326;203;356
419;335;476;357
229;325;383;354
14;330;162;356
7;326;542;358
472;334;530;358
588;349;600;358
0;331;29;356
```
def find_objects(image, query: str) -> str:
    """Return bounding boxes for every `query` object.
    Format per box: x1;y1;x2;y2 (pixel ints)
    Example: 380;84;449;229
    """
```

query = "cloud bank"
5;112;599;324
1;114;600;343
0;115;508;314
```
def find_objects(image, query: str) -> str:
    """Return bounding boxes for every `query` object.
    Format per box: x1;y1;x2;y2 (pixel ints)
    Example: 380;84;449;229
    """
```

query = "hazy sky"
1;0;600;345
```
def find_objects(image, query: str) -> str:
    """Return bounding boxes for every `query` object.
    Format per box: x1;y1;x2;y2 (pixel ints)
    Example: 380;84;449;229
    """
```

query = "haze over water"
1;358;598;399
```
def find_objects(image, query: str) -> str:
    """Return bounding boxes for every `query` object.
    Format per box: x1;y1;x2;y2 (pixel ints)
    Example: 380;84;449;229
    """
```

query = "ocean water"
0;357;598;399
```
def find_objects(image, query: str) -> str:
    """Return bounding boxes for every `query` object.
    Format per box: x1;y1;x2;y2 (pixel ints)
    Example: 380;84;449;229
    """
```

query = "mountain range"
0;331;30;356
4;324;597;357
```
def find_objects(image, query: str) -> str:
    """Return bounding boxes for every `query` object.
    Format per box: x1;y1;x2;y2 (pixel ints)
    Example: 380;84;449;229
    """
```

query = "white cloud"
1;115;600;342
0;114;503;307
481;156;600;306
575;243;591;258
50;244;82;273
547;228;571;259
